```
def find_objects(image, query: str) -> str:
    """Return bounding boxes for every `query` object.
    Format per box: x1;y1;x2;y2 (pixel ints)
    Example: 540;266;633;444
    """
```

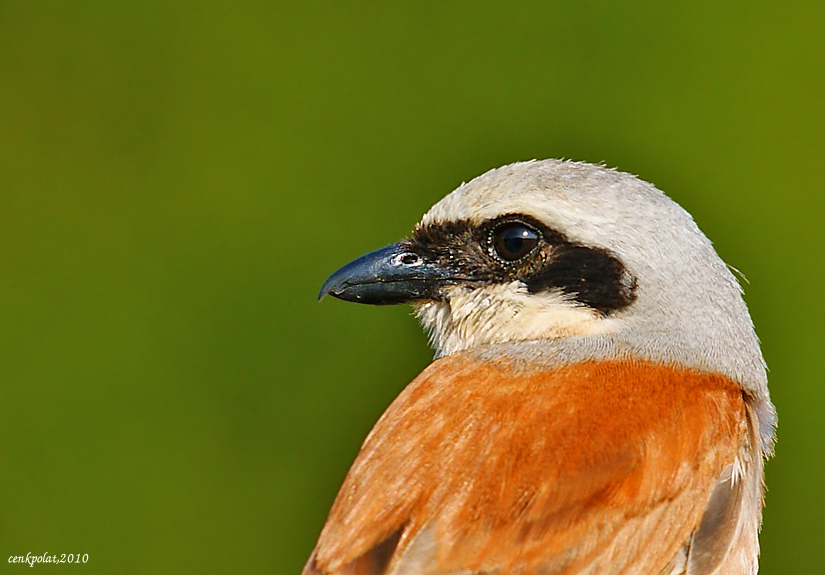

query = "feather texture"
305;355;751;575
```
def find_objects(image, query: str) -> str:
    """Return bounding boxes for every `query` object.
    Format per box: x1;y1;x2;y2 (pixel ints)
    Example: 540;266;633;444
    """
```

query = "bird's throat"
413;282;606;357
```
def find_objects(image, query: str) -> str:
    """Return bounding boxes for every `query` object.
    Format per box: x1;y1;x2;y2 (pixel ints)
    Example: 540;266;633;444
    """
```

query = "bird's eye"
491;222;540;262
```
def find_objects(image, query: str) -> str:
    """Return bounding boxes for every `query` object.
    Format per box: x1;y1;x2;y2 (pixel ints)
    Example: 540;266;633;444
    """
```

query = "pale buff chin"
413;282;610;358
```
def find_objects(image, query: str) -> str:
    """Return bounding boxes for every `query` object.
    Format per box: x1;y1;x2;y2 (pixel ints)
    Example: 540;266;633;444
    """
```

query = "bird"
307;160;776;575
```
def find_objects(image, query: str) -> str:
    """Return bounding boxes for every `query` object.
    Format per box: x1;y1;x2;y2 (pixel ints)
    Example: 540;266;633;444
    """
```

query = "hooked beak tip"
317;277;340;302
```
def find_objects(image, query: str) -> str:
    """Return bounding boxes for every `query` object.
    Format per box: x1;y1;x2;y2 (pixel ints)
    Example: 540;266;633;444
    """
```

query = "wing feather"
305;354;747;575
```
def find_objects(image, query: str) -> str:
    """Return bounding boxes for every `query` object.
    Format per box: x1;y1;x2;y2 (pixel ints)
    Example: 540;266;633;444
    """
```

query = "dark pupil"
494;224;539;261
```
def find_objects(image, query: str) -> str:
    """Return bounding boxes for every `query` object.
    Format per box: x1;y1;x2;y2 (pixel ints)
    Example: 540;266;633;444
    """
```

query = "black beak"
318;242;453;305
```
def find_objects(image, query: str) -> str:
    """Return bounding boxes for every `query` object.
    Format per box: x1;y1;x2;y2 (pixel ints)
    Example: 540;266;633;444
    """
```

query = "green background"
1;2;822;573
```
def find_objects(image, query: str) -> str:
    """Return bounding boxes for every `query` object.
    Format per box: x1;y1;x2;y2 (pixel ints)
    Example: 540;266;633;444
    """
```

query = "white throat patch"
413;282;609;358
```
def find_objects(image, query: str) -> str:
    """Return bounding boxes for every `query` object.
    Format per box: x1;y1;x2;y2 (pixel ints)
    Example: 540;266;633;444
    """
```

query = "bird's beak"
318;242;453;305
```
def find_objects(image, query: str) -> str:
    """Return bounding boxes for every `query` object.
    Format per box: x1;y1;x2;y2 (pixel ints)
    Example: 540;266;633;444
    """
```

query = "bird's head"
320;160;769;402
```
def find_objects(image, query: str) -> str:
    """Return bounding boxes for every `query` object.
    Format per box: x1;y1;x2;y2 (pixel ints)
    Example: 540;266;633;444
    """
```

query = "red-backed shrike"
307;160;775;575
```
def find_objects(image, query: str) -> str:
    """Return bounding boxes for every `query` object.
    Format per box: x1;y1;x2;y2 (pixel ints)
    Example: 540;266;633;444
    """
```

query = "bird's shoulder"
306;352;748;575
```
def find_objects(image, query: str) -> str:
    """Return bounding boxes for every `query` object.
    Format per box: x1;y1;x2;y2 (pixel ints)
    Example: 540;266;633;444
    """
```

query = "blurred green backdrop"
0;2;822;573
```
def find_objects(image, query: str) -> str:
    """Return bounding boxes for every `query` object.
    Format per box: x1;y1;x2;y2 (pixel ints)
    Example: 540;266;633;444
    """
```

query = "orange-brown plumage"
305;356;748;575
